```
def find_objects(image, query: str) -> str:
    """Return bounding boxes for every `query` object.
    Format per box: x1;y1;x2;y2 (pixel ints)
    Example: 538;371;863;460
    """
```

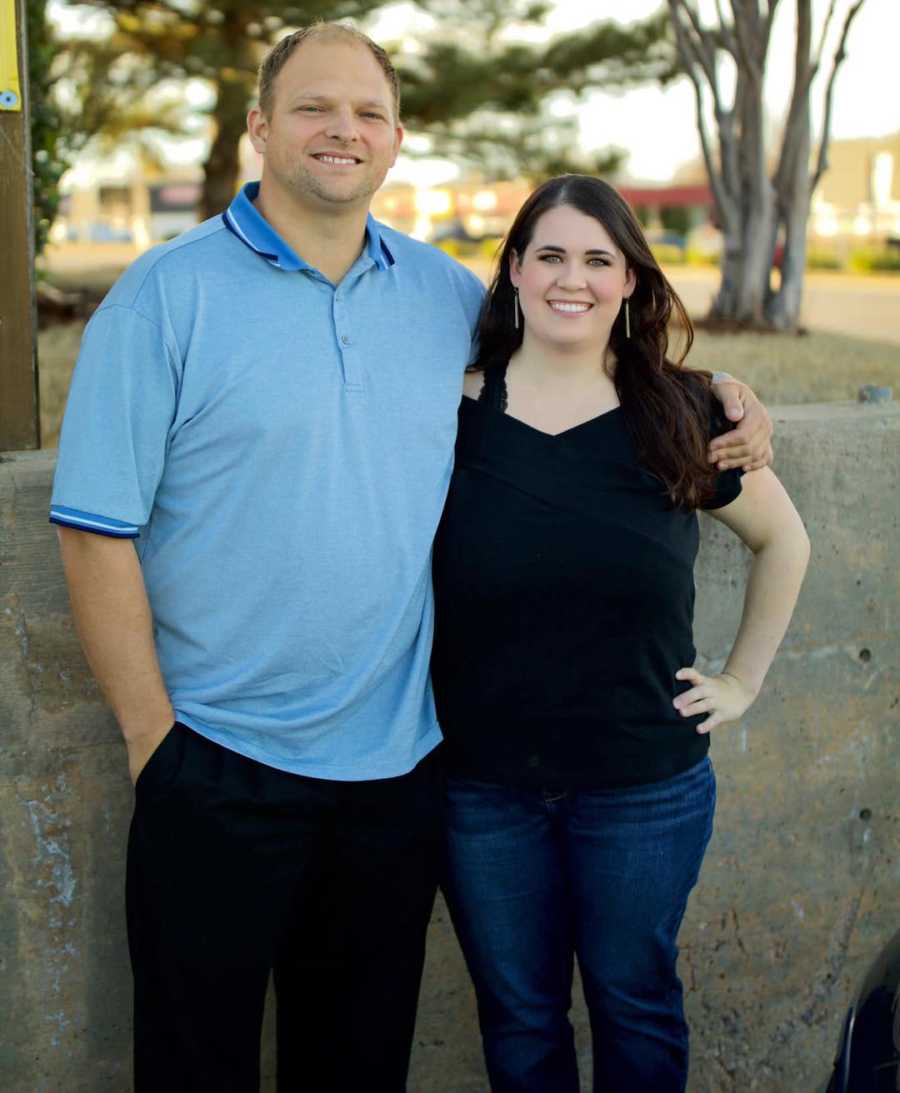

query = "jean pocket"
134;721;186;797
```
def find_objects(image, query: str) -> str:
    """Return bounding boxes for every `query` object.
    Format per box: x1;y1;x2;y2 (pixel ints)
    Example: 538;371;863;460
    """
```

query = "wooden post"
0;0;40;450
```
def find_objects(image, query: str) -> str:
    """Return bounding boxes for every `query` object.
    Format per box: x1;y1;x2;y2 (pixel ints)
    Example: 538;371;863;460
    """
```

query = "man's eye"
298;105;321;112
361;112;385;120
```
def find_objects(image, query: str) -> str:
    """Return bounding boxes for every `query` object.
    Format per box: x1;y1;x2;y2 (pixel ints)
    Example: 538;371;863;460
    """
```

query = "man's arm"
57;527;174;784
707;372;774;472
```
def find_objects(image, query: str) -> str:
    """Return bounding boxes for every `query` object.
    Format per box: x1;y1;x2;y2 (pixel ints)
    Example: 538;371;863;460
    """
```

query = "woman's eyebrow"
535;244;616;258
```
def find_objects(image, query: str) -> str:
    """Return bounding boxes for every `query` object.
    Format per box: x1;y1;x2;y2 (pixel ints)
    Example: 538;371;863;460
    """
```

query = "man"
51;22;772;1093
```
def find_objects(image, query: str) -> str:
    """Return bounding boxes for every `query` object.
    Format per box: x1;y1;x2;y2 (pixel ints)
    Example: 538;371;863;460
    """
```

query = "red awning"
619;185;713;208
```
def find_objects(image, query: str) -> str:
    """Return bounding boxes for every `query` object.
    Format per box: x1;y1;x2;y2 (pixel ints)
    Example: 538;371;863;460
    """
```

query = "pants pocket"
134;721;186;798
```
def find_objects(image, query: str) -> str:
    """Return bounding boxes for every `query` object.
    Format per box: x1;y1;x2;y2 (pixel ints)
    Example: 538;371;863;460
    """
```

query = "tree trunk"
734;189;776;323
711;91;776;324
200;76;252;222
767;127;812;330
668;0;866;332
766;1;814;330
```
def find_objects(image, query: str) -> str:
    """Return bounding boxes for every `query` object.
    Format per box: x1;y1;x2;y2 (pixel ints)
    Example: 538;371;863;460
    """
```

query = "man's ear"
247;106;268;155
390;123;404;166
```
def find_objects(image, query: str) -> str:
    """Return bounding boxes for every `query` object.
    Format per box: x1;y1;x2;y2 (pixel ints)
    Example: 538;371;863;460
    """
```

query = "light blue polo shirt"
51;182;485;779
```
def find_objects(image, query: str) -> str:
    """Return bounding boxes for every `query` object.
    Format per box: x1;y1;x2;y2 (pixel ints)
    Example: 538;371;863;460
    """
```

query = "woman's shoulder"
670;365;711;400
668;367;729;435
462;369;486;400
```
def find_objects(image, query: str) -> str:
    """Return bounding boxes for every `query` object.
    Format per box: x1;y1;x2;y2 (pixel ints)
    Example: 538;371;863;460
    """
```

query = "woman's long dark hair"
473;174;719;509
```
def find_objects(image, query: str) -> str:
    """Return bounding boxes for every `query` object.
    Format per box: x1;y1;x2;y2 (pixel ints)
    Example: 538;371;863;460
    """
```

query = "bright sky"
53;0;899;186
374;0;899;185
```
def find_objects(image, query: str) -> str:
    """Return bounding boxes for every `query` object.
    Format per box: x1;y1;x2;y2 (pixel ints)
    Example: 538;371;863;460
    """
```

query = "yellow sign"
0;0;22;112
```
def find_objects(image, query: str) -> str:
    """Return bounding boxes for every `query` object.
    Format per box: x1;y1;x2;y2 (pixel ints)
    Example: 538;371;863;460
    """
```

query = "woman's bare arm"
673;468;811;731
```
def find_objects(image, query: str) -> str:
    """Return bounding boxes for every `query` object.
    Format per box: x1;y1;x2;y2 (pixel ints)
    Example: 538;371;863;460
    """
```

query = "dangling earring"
513;287;520;331
624;298;631;339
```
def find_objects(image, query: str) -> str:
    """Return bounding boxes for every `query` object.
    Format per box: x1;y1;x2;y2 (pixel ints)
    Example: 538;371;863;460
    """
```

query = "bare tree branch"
764;0;784;40
814;0;838;67
671;0;721;89
667;0;734;227
727;0;761;89
772;0;813;197
711;0;739;56
812;0;866;188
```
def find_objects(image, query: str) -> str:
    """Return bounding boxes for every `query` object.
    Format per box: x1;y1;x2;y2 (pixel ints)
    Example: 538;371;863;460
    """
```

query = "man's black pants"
126;722;442;1092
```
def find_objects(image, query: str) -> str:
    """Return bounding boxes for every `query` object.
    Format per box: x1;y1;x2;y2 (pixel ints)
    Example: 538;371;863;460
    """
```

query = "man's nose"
325;107;359;142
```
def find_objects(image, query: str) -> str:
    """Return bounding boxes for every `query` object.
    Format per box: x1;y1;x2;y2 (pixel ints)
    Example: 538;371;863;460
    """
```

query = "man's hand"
673;667;758;734
126;719;176;786
708;372;774;471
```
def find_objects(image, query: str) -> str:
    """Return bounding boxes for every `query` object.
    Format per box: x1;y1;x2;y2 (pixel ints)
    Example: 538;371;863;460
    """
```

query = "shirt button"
341;334;351;346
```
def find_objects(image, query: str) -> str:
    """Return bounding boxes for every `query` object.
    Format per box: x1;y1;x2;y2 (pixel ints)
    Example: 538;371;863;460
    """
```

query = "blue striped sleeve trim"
49;506;140;538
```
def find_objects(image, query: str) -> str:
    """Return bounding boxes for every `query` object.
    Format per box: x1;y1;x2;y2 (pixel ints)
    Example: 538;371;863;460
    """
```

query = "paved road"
47;245;900;346
667;268;900;346
463;259;899;345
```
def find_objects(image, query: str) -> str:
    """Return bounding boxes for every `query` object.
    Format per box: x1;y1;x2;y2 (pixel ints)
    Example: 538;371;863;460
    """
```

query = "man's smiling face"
248;35;403;213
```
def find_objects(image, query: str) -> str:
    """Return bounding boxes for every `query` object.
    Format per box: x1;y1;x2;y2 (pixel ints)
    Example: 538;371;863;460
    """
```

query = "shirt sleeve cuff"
49;506;141;538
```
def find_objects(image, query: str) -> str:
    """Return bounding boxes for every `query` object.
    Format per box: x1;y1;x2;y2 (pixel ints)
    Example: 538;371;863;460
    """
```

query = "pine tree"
393;1;673;181
45;1;672;231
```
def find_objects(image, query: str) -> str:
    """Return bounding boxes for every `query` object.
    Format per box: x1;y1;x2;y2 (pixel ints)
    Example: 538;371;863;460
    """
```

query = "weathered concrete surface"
1;403;898;1092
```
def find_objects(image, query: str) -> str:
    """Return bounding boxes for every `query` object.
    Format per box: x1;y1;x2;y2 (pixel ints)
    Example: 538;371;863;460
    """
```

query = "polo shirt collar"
223;181;395;272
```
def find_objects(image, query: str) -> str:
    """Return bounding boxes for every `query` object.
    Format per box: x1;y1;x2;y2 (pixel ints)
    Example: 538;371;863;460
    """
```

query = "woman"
430;175;810;1093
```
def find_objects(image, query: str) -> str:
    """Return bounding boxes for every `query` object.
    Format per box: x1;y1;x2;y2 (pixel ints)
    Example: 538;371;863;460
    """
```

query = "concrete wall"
2;402;897;1093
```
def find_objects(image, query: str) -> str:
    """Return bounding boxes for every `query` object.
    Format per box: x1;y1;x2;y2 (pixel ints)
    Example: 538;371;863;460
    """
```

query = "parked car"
822;927;900;1091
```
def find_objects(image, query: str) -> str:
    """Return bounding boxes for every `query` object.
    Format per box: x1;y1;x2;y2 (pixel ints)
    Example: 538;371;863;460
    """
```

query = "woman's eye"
539;254;561;263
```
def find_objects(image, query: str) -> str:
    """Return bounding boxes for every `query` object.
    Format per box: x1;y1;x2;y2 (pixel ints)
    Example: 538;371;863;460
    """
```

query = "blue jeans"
442;758;716;1093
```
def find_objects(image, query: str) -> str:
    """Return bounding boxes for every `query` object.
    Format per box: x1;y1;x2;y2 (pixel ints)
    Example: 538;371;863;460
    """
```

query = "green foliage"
45;1;674;217
805;247;842;271
685;248;719;267
650;243;684;266
659;204;691;237
393;2;671;181
27;0;69;256
849;247;900;273
48;0;390;218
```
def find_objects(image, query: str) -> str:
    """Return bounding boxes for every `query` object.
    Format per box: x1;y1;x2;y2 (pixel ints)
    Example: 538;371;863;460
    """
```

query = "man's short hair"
258;23;401;121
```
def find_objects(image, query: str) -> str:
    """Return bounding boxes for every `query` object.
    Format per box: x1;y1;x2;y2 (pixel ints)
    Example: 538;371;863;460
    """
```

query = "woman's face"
509;204;635;354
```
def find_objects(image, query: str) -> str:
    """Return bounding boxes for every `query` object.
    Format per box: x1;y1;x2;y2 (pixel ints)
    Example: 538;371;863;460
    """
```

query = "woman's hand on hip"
672;666;758;733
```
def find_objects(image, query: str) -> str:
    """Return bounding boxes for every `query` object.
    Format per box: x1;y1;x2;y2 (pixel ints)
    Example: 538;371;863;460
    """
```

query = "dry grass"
37;321;898;450
682;328;898;406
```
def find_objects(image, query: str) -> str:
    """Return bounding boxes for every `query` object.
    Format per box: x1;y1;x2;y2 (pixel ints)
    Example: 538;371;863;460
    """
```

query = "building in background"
810;132;900;251
45;131;900;273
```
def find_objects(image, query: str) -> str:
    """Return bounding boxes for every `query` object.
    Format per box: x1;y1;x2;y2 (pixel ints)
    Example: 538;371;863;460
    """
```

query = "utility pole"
0;0;40;450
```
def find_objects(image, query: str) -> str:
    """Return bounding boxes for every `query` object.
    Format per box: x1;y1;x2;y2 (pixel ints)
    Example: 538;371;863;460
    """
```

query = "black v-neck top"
431;364;743;790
